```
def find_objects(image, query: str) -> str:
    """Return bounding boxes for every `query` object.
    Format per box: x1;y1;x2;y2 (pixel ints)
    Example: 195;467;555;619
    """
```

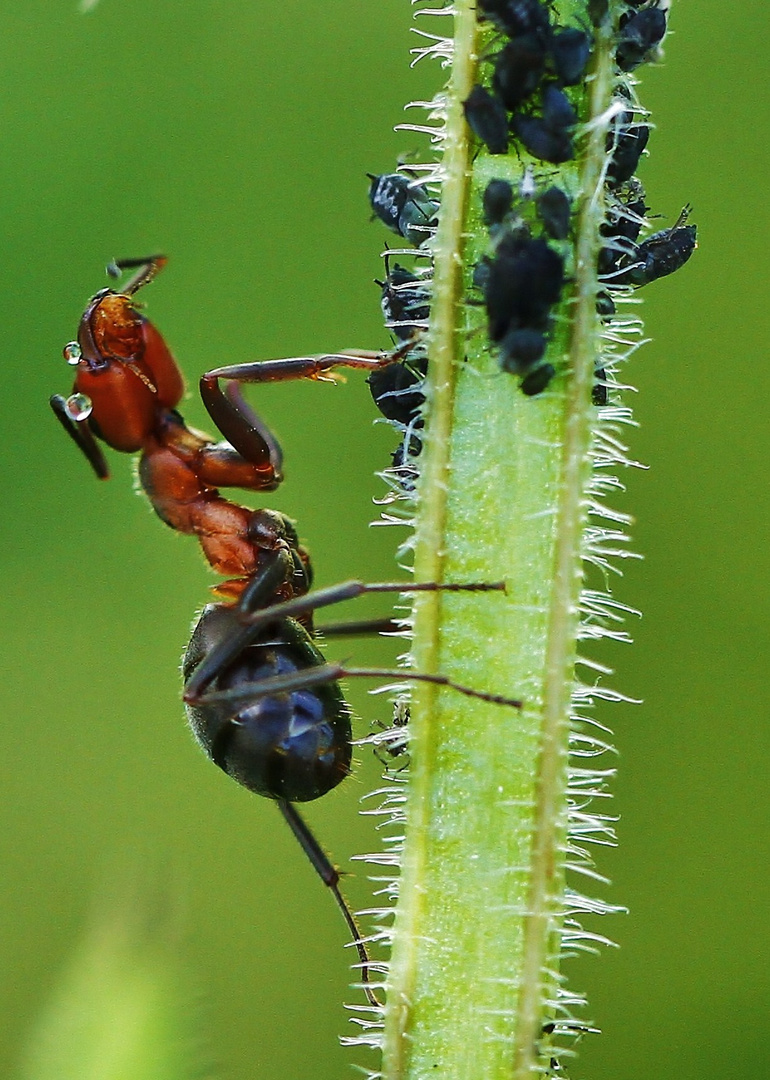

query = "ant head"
77;290;144;368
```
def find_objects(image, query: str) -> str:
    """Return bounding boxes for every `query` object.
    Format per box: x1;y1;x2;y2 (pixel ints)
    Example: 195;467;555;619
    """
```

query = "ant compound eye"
64;392;93;421
63;341;82;365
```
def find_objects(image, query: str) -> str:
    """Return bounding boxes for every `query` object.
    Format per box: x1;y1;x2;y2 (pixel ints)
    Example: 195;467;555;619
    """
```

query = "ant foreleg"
203;337;416;388
199;376;283;484
197;343;421;490
278;800;383;1009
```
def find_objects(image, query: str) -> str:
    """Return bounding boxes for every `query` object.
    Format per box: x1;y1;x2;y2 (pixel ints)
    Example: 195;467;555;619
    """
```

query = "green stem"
380;5;617;1079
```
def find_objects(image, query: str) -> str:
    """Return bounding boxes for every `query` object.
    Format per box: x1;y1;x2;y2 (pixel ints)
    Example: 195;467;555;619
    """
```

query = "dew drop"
63;341;82;365
64;392;92;421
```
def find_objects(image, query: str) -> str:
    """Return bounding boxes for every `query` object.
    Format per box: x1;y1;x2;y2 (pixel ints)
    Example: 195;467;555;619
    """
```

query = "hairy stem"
380;4;617;1079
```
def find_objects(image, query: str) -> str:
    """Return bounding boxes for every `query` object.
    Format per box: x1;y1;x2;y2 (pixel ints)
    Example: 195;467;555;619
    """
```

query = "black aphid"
464;85;509;155
473;256;492;294
536;185;571;240
521;363;555;396
511;83;577;164
598;193;648;277
478;0;551;37
493;35;548;111
377;263;430;342
367;354;428;427
483;179;514;227
498;327;547;374
616;6;667;72
390;432;423;487
615;206;697;286
592;369;609;405
484;232;564;341
606;118;650;186
367;173;439;246
550;27;591;86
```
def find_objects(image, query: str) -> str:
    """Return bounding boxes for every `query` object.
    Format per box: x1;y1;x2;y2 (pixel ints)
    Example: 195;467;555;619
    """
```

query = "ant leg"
184;581;518;706
197;340;419;486
106;255;168;295
278;800;383;1009
340;666;522;708
183;547;296;699
317;617;403;637
199;376;283;482
191;646;523;711
50;395;110;480
234;579;505;634
185;578;520;710
202;337;416;387
197;340;420;489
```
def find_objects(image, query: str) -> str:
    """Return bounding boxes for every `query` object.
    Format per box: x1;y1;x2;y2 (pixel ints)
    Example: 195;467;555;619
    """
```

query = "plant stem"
380;5;617;1079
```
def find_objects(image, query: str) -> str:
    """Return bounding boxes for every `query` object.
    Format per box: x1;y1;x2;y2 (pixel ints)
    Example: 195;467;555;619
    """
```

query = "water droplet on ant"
64;392;92;421
63;341;82;365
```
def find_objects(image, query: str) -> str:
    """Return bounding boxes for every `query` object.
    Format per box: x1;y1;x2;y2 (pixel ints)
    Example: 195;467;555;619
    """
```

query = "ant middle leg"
187;611;523;714
316;616;404;638
228;578;524;704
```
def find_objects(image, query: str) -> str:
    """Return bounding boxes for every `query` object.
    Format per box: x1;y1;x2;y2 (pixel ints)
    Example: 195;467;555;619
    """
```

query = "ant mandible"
51;256;522;1006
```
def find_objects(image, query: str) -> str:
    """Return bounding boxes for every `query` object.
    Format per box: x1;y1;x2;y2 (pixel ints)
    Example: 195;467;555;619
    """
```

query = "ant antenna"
106;255;168;295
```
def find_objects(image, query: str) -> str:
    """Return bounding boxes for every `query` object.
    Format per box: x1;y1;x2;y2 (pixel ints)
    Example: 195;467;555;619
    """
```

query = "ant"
51;256;523;1006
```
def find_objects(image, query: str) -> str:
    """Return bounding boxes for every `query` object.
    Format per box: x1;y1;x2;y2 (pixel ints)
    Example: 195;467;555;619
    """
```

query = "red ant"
51;256;522;1006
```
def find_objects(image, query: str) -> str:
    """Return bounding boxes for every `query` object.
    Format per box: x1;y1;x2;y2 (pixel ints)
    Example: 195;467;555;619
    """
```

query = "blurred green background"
1;1;768;1078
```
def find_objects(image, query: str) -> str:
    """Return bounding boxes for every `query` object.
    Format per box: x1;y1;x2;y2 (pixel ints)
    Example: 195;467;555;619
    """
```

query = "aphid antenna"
673;202;693;226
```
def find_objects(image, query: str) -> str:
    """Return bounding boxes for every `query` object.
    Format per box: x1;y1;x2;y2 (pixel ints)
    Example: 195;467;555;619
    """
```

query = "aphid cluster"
476;175;569;395
466;1;591;164
367;172;435;480
457;2;586;395
463;0;696;403
596;4;697;400
365;3;697;439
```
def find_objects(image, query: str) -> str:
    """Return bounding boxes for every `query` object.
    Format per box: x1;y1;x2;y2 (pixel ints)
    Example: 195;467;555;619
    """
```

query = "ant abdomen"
183;604;352;802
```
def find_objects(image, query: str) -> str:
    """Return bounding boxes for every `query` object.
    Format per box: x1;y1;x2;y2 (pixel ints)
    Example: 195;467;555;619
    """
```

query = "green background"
1;1;768;1078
